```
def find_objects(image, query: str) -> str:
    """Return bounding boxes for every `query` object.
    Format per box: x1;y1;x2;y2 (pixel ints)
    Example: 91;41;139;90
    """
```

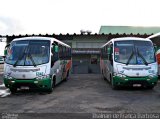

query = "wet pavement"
0;74;160;119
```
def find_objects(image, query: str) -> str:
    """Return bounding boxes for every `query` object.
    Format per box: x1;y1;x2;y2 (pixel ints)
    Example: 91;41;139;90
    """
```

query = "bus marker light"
11;81;15;83
125;79;128;81
34;81;38;84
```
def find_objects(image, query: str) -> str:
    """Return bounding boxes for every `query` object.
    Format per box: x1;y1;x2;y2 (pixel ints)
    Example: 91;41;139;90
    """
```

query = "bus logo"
136;73;139;76
22;74;26;78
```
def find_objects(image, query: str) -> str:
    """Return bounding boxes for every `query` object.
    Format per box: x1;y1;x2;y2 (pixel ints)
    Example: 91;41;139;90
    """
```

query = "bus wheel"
48;77;55;93
110;76;117;90
64;71;69;81
146;86;154;90
111;82;117;90
10;87;17;94
102;70;106;80
101;69;103;74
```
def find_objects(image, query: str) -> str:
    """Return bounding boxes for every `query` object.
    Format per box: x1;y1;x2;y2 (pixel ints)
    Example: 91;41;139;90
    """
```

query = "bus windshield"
5;40;50;66
114;40;156;65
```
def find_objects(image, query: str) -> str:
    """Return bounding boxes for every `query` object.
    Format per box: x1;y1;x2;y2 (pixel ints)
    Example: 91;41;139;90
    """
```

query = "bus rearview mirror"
53;45;59;53
154;44;158;51
4;49;7;56
107;47;111;55
4;44;10;56
54;45;58;52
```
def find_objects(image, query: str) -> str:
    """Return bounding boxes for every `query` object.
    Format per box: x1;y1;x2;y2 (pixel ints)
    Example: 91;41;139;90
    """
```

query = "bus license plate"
21;86;29;90
133;84;141;87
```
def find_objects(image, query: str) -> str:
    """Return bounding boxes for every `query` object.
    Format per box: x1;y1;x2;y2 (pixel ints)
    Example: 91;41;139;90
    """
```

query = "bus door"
58;45;66;81
106;43;113;80
155;47;160;76
51;43;62;84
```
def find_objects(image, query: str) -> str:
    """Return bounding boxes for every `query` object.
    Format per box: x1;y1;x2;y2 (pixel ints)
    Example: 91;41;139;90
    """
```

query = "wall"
69;35;108;74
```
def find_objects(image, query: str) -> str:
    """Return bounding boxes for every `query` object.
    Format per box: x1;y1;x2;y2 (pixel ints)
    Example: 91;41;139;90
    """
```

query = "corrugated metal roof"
99;26;160;35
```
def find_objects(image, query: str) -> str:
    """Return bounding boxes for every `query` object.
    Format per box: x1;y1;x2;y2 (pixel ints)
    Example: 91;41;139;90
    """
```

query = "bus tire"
102;70;106;80
111;83;117;90
146;86;154;90
48;77;56;93
110;75;117;90
64;70;69;81
101;69;103;74
10;87;17;94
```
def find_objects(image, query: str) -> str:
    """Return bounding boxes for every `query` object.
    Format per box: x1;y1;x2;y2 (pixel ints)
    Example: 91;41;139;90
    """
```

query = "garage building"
3;26;160;74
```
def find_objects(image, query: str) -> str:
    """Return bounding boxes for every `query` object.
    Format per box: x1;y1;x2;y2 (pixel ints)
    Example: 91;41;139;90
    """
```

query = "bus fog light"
36;75;50;80
36;77;43;80
116;73;126;78
125;79;128;81
4;75;13;80
148;74;157;78
34;81;38;83
147;79;150;81
11;81;15;83
9;77;13;80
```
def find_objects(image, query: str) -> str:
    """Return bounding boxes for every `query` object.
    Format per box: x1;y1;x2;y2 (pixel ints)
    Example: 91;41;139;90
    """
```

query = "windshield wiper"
137;48;148;66
27;51;37;67
126;50;134;65
13;46;27;67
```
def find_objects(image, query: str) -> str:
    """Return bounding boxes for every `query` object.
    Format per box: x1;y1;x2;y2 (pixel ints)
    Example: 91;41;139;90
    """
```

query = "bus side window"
68;48;70;59
109;44;113;65
100;49;102;58
103;46;108;59
61;46;64;59
66;48;69;59
69;48;72;59
66;48;69;60
59;45;63;59
102;48;105;59
51;45;59;66
63;47;66;59
60;45;66;60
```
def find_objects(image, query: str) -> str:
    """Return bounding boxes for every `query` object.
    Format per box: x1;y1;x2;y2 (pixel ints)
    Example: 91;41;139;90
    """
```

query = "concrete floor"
0;74;160;118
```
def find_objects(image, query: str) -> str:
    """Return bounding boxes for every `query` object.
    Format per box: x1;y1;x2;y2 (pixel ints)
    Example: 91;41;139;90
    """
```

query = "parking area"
1;73;160;115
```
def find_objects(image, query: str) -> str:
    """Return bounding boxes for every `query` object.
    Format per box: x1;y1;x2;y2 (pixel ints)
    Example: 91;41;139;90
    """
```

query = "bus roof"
12;36;71;48
101;37;152;48
148;32;160;39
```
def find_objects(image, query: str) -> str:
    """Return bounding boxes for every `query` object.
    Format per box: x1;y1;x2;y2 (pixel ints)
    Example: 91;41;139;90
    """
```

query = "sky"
0;0;160;35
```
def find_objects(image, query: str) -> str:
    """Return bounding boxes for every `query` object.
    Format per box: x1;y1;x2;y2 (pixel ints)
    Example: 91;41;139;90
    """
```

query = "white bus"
3;37;72;93
100;37;158;89
148;32;160;77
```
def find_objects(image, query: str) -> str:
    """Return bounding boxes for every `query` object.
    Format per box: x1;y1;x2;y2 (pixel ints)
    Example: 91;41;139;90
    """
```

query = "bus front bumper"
112;76;158;87
4;77;52;90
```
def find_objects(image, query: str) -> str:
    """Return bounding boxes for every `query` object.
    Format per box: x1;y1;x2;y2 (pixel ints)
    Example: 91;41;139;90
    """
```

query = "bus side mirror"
154;44;157;51
108;47;113;61
4;49;7;56
52;45;59;53
4;44;10;56
107;47;111;55
54;45;59;53
51;45;59;65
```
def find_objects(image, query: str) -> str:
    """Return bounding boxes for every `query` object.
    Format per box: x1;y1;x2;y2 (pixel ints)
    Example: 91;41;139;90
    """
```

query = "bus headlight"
114;73;126;78
36;75;50;80
117;74;126;78
148;74;157;78
4;75;13;80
